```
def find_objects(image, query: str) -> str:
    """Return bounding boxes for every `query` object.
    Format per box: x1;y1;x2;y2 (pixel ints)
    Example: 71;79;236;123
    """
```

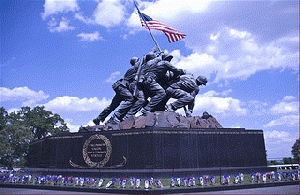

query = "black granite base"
28;127;269;177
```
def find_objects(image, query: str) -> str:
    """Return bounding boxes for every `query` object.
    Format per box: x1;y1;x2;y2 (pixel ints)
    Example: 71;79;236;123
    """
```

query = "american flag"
139;12;186;43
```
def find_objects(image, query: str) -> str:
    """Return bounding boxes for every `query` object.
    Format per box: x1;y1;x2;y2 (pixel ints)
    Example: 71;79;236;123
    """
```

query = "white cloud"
283;96;297;102
74;12;95;25
270;101;299;114
44;96;111;112
48;17;75;32
170;27;299;83
247;100;268;116
75;0;126;27
105;71;121;83
143;0;210;17
194;96;247;116
127;0;210;29
231;125;241;128
202;89;232;97
264;130;296;158
264;130;291;140
47;17;57;28
270;96;299;114
191;90;247;116
166;89;247;118
126;1;299;83
0;87;49;106
67;123;80;133
170;50;219;80
94;0;125;27
64;118;81;132
264;115;299;128
7;108;21;114
264;130;296;147
87;119;99;126
77;31;104;42
42;0;80;20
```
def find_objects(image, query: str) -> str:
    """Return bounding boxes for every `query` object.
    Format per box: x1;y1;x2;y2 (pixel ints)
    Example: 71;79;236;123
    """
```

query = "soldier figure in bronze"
93;57;140;125
165;75;207;117
139;51;184;115
94;50;207;124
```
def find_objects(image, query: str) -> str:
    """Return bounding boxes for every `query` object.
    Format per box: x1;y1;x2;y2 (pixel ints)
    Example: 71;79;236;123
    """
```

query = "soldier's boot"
185;109;192;117
93;116;105;125
122;114;134;121
93;118;100;125
106;114;120;125
141;108;150;116
165;104;175;112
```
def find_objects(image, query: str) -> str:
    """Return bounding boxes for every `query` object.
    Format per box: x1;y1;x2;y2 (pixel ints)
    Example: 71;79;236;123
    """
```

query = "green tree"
268;160;278;165
21;106;69;139
0;109;31;169
0;111;32;169
283;157;293;164
0;107;8;131
291;139;299;163
0;106;69;168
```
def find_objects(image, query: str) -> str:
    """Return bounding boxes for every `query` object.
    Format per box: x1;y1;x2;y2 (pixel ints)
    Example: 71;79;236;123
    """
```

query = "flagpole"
134;1;162;53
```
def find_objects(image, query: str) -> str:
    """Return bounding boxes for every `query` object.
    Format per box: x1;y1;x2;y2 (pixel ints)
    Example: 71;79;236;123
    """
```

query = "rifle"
133;55;145;98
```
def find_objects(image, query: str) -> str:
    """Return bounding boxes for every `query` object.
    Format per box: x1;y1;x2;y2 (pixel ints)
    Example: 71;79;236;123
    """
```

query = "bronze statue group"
93;48;208;125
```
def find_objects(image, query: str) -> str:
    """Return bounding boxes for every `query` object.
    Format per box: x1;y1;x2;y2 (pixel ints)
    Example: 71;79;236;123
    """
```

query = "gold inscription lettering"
89;144;106;147
91;154;103;157
91;147;104;151
88;151;107;154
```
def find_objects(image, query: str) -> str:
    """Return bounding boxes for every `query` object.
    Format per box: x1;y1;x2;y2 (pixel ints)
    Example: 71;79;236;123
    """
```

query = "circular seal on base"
82;134;112;168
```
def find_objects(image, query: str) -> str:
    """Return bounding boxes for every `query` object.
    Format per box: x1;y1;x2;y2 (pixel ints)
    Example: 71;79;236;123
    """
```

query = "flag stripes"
162;30;186;43
139;13;186;43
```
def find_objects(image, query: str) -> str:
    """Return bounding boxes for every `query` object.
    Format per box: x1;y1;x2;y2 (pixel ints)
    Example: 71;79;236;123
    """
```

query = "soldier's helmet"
196;76;208;86
145;52;156;62
162;53;173;62
202;111;210;119
130;57;140;66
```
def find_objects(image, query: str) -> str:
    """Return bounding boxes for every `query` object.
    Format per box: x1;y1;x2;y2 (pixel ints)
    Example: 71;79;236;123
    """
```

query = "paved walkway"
181;185;299;194
0;185;298;194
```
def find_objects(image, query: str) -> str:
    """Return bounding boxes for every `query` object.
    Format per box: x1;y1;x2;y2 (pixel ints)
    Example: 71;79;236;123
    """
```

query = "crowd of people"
93;48;208;125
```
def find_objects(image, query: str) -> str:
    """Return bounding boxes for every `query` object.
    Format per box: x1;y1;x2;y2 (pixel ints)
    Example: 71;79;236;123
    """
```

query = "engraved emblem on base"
69;134;127;168
82;134;112;168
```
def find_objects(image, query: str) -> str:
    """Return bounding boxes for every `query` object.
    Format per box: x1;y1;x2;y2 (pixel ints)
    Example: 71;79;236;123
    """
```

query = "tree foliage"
21;106;69;139
291;139;299;163
0;106;69;169
0;107;8;131
283;157;293;164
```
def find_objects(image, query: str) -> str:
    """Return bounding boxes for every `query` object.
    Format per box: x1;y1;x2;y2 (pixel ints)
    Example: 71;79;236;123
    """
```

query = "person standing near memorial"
165;74;207;117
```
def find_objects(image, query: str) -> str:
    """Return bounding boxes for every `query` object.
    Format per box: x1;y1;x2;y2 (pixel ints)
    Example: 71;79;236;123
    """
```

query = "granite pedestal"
28;127;273;178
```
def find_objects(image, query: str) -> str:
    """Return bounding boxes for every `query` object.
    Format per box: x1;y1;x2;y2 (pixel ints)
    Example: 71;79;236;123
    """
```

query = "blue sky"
1;0;299;160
